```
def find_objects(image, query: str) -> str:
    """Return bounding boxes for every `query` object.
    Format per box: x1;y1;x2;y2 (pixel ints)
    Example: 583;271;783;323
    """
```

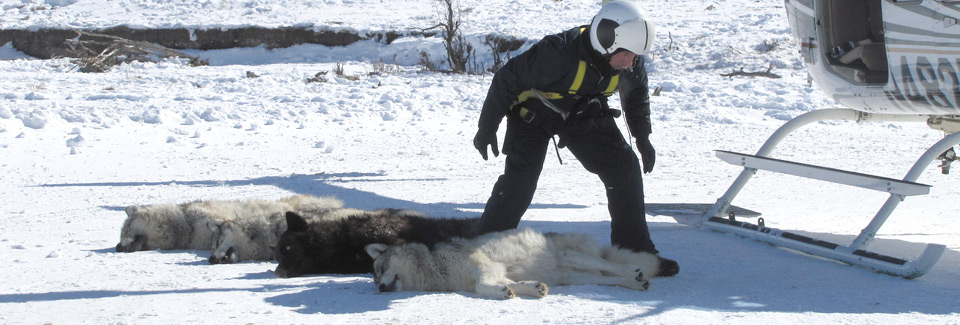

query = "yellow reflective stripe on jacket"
517;89;564;103
602;74;619;96
568;61;587;95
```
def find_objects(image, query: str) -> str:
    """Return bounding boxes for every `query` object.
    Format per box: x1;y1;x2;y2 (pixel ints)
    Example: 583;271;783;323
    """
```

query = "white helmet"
590;0;656;56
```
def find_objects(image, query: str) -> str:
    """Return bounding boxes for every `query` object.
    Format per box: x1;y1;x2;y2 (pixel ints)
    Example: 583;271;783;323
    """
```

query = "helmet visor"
614;19;654;55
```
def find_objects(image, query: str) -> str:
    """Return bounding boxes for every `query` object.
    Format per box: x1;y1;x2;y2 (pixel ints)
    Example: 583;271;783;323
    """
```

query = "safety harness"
509;51;621;165
510;27;620;123
512;60;620;123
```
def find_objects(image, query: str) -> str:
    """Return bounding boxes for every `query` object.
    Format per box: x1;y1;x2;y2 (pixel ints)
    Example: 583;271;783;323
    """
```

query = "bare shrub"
419;51;438;72
484;35;524;73
424;0;475;74
371;56;401;75
333;62;360;81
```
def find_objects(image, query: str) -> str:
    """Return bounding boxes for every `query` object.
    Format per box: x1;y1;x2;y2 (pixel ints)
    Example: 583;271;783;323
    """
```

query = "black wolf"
273;211;479;277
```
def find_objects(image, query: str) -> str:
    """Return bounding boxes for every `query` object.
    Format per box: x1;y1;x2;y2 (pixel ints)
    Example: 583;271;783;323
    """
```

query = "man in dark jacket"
472;0;678;277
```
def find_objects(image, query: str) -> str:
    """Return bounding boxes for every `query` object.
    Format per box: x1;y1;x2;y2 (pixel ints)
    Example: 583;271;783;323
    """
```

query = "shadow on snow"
27;172;960;317
38;172;586;218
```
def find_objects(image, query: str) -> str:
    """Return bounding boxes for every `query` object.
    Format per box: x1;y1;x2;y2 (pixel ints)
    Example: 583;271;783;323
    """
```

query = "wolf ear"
365;243;389;259
285;211;309;232
124;206;138;217
207;221;221;232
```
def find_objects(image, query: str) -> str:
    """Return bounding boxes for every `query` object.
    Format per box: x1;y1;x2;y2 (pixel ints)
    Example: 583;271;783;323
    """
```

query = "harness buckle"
521;108;537;124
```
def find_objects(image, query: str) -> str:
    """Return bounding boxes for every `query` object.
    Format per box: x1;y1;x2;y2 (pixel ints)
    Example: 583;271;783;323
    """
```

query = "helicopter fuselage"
786;0;960;115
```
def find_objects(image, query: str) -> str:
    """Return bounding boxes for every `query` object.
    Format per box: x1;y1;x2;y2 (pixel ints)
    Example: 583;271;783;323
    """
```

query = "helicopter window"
826;0;882;53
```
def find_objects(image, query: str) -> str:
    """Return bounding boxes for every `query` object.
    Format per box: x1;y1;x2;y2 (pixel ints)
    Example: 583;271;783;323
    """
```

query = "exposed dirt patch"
0;26;418;59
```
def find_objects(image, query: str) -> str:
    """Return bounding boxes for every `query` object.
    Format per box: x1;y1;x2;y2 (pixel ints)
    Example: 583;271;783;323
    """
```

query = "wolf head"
274;211;372;277
273;212;315;278
116;204;190;252
364;242;433;292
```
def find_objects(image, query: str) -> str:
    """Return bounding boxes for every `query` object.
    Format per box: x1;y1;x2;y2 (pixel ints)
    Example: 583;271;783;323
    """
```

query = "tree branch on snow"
64;30;209;73
662;32;677;52
720;63;781;79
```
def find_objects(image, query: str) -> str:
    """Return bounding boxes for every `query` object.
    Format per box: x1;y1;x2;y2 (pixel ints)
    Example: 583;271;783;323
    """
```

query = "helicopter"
648;0;960;278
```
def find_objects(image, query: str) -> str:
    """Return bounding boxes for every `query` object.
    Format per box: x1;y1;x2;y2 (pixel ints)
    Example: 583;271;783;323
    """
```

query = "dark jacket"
477;26;652;138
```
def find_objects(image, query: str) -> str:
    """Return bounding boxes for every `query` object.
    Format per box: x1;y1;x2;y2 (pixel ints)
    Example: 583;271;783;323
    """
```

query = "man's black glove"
637;137;655;173
473;128;499;160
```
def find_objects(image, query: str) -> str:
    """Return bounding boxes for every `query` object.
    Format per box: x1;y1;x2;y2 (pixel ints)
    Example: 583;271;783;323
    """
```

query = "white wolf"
364;227;661;299
117;194;351;264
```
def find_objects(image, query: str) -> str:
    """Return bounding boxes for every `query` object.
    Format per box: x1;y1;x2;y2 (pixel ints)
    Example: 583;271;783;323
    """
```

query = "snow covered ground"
1;0;959;323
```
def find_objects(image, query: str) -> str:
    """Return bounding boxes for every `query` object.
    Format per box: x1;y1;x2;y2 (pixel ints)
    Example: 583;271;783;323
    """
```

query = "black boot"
656;256;679;277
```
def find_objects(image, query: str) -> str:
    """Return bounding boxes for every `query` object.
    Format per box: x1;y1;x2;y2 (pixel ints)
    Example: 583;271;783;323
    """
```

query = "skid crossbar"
715;150;931;196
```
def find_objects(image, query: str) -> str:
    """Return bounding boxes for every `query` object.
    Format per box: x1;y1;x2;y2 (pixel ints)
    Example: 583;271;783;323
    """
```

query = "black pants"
477;113;657;253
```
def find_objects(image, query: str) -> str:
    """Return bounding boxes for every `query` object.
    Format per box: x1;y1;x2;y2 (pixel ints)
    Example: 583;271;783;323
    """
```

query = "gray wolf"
364;227;661;299
273;211;479;278
116;194;344;264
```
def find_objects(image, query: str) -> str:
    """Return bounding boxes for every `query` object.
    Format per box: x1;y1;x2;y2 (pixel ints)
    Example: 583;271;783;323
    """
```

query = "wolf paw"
628;268;651;291
635;269;646;282
536;282;549;297
508;281;549;298
502;286;516;299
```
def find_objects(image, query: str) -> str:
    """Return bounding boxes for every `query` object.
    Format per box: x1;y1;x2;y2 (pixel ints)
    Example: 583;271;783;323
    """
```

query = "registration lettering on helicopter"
884;54;960;113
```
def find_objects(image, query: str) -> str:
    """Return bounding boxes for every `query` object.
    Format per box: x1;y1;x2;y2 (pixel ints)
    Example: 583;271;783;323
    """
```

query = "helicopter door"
824;0;889;84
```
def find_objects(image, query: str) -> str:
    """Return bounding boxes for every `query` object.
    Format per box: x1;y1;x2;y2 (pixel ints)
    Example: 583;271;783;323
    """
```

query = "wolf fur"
273;211;479;278
364;227;661;299
116;194;346;264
